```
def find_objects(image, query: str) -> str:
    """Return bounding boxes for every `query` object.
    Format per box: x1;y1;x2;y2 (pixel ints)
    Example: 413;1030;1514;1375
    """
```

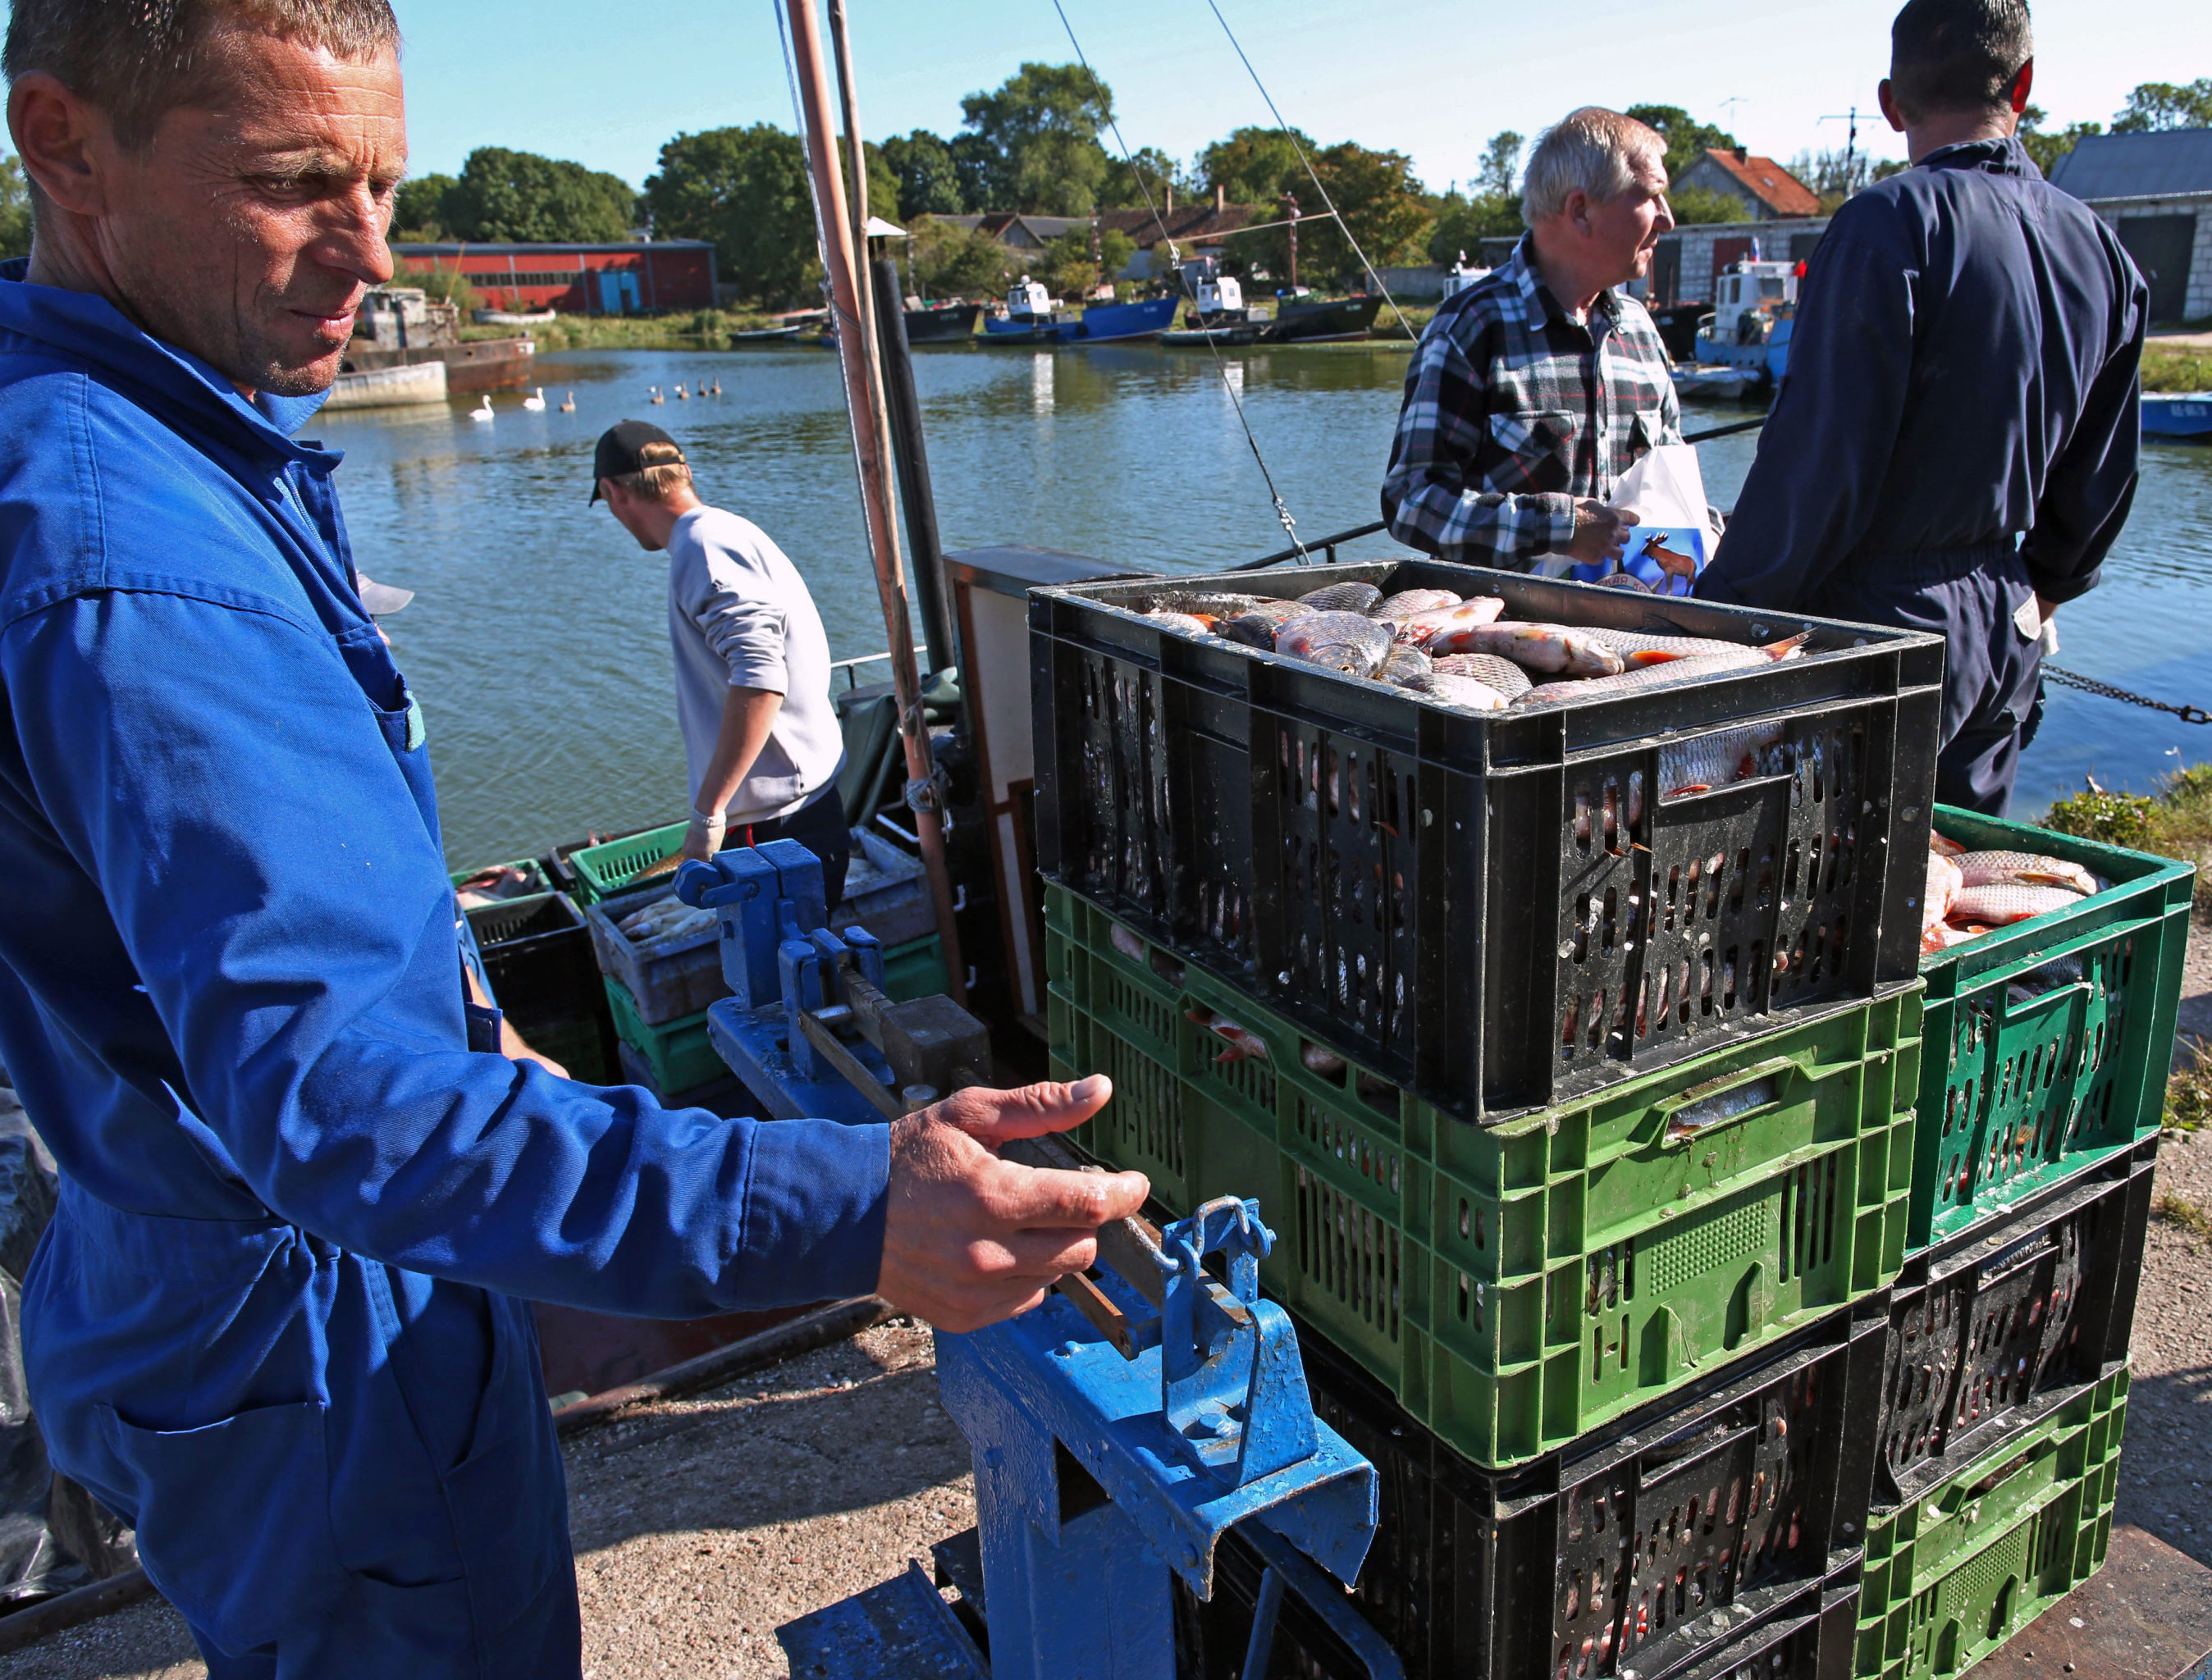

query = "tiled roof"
1693;149;1823;217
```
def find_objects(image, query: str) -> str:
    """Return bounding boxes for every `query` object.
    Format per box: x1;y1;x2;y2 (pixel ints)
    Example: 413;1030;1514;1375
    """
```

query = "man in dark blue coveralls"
0;4;1149;1676
1697;0;2146;814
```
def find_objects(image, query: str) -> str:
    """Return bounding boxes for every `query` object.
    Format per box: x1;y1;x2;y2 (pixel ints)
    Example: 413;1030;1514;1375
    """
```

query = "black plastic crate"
1031;559;1942;1124
1176;1298;1885;1680
1872;1138;2153;1505
466;891;618;1085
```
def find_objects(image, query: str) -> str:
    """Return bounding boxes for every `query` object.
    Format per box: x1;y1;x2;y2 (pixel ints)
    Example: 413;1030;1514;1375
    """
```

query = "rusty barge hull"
344;336;536;395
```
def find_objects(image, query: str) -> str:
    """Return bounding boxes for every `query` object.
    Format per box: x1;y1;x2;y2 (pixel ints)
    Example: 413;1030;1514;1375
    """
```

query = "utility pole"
1819;107;1864;192
1283;191;1299;290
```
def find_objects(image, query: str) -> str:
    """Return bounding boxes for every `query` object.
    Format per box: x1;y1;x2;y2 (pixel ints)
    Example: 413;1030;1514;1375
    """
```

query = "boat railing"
830;646;930;691
1235;519;1392;570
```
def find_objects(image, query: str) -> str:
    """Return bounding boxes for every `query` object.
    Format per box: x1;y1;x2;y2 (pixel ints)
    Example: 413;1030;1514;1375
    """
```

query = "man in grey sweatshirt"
592;422;852;902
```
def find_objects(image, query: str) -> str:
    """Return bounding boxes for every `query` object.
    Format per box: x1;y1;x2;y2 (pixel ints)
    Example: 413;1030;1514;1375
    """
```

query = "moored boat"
1691;258;1796;387
981;278;1178;346
2143;392;2212;440
323;360;449;410
1262;290;1382;343
903;301;981;344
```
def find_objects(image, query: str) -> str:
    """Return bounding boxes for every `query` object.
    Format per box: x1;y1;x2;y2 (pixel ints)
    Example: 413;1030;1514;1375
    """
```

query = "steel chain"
2044;664;2212;726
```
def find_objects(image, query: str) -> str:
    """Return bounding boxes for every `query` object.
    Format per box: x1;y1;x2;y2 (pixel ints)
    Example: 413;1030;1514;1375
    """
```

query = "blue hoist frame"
674;846;1401;1678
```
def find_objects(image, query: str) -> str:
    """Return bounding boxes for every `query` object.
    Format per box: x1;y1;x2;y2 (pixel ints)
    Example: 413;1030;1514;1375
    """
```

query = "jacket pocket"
1483;409;1576;493
437;1293;569;1636
103;1399;348;1652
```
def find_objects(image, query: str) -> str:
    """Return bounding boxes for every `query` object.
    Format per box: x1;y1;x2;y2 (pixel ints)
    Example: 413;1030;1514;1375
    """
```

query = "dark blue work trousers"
1811;545;2045;815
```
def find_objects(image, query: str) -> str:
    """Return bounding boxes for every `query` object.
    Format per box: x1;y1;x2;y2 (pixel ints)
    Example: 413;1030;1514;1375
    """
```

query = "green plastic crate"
1049;885;1922;1468
1854;1363;2127;1680
1914;806;2193;1246
604;976;724;1096
882;934;948;1004
569;821;691;907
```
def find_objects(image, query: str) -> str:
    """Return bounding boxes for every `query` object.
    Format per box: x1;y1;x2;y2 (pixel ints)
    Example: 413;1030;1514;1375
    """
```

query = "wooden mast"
785;0;967;1011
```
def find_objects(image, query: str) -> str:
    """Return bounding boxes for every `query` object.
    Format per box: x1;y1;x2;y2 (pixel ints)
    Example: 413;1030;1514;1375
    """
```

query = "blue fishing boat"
981;277;1179;346
2143;392;2212;441
1691;258;1797;388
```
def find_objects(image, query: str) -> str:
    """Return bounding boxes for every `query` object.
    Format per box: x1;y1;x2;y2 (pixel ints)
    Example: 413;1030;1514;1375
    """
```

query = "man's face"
1585;154;1676;288
89;30;405;395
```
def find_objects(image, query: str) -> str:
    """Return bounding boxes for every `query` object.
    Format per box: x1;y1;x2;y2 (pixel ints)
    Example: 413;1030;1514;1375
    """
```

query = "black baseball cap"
588;420;685;504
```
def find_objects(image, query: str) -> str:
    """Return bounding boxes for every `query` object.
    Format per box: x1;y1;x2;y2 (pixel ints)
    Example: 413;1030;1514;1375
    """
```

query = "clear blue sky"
4;0;2204;191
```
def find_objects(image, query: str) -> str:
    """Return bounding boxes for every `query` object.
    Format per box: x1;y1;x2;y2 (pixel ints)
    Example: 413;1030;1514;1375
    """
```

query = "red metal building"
388;241;720;314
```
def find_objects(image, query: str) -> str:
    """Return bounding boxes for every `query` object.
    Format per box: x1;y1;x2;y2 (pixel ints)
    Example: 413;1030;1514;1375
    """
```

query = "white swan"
558;391;576;413
468;395;495;422
648;386;665;405
674;382;688;399
523;387;546;412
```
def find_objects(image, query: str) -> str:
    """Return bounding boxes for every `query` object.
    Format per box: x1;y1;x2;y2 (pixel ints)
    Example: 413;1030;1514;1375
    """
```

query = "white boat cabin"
1008;277;1056;320
1195;272;1244;315
1708;260;1797;345
1441;253;1491;299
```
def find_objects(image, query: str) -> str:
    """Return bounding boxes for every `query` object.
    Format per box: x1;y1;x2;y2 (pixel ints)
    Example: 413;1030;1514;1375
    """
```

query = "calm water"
313;346;2212;869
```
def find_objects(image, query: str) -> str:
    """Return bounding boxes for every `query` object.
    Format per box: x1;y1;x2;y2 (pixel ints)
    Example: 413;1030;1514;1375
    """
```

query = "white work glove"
681;806;729;864
2039;614;2060;658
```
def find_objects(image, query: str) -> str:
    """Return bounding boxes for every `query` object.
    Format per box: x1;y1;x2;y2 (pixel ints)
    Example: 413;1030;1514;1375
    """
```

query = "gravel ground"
10;929;2212;1678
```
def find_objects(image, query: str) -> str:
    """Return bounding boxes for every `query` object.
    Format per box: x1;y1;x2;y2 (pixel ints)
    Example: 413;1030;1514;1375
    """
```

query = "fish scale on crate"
1033;558;1944;1124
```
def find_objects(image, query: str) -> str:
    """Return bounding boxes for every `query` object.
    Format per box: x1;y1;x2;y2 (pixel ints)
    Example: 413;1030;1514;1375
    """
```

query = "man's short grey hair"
1520;108;1667;225
3;0;400;151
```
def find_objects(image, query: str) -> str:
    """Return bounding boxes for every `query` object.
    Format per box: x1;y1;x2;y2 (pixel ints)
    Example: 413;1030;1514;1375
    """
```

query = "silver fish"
1145;610;1213;633
1276;611;1396;678
1220;600;1307;647
1298;581;1384;614
1658;721;1789;797
1395;596;1507;646
1431;652;1531;697
1423;671;1511;710
1371;588;1462;621
1146;591;1265;619
1431;621;1626;675
1515;634;1808;705
1378;644;1435;689
1949;882;2084;925
1951;851;2099;897
1584;626;1766;665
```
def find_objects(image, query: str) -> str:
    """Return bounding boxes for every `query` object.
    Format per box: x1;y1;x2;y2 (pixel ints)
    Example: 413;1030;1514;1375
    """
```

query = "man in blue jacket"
0;4;1146;1676
1696;0;2145;814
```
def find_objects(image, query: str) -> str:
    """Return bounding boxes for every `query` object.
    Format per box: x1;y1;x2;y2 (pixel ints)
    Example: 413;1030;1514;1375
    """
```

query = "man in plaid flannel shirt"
1382;108;1680;572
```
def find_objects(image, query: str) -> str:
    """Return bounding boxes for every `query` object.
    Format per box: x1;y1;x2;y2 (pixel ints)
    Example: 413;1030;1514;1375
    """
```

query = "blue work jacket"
0;264;889;1659
1698;137;2146;614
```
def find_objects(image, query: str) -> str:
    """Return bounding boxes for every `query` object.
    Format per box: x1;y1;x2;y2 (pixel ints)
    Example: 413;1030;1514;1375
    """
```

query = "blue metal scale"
675;845;1401;1678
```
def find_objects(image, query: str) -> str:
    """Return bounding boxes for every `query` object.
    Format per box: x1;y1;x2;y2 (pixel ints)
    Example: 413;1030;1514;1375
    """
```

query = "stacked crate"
1028;559;2185;1680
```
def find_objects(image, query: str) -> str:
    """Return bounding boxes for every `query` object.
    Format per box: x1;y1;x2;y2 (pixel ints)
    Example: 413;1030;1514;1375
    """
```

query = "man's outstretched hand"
877;1076;1148;1334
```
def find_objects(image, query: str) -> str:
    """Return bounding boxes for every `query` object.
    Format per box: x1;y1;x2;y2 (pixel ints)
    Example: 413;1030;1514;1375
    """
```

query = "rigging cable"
1047;0;1312;563
1200;0;1420;344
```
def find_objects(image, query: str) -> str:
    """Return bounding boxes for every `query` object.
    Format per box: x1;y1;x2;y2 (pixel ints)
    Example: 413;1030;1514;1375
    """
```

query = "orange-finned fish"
1432;651;1531;698
1145;610;1213;633
1951;851;2099;897
1947;883;2083;926
1421;670;1511;710
1930;833;1967;858
1186;1007;1269;1064
1425;620;1625;674
1515;634;1809;705
1925;851;1963;936
1394;596;1506;646
1297;581;1383;614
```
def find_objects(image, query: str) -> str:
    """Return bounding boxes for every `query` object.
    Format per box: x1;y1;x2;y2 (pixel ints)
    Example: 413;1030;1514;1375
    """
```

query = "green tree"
441;148;637;244
391;172;456;241
646;124;818;307
1625;104;1739;184
845;138;901;228
1475;130;1523;199
907;215;1011;298
1427;189;1522;264
2017;105;2103;176
882;130;967;218
396;258;481;312
1232;140;1429;287
0;151;31;261
959;62;1114;215
1099;146;1191;211
1666;185;1746;225
1038;225;1136;297
2111;77;2212;132
1198;126;1314;205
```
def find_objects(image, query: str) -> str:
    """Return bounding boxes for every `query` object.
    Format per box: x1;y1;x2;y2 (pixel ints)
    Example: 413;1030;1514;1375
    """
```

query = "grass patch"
2154;1191;2211;1244
2142;341;2212;394
458;308;796;353
2043;762;2212;915
2168;1047;2212;1132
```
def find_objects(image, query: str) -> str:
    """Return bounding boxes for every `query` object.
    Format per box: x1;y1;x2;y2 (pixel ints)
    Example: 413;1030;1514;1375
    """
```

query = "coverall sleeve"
1380;328;1577;566
2018;275;2146;605
1696;234;1914;610
2;588;889;1319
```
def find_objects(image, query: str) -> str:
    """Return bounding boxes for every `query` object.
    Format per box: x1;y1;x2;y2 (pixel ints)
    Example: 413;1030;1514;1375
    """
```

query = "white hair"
1519;107;1666;225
